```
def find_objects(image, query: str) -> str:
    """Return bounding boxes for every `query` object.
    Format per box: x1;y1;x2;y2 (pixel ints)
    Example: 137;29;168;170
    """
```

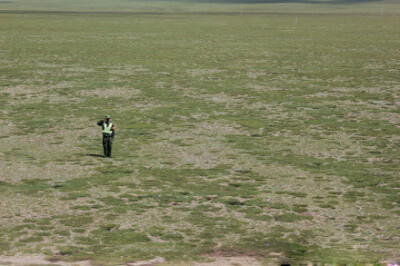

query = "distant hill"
188;0;385;4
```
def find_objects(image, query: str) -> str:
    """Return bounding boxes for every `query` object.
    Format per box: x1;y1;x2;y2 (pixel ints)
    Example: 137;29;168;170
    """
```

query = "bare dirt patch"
2;82;81;105
139;121;246;168
108;66;147;75
0;255;266;266
186;69;224;77
204;93;247;105
1;82;73;96
196;252;270;266
79;87;141;98
0;255;91;266
0;125;99;182
127;256;165;265
195;256;262;266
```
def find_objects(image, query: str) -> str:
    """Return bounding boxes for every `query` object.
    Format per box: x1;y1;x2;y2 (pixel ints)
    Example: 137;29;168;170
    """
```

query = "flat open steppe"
0;0;399;264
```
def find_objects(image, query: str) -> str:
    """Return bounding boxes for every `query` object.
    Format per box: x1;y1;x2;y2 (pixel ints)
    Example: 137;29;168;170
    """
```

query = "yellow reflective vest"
103;122;113;135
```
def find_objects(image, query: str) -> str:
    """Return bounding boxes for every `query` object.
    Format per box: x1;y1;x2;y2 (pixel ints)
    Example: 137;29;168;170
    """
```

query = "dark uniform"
97;116;115;158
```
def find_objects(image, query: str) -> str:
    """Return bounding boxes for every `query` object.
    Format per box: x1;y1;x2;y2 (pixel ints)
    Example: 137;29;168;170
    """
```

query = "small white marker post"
295;16;298;24
381;7;383;16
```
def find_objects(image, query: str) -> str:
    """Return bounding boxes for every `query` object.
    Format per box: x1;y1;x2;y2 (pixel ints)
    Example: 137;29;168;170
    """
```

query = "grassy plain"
0;0;400;264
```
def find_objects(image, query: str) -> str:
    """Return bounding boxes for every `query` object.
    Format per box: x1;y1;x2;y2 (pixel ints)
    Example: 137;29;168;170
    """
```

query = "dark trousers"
103;135;113;157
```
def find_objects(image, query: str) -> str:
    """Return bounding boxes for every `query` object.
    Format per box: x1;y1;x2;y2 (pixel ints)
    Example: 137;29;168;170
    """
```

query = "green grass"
1;0;400;14
0;0;399;265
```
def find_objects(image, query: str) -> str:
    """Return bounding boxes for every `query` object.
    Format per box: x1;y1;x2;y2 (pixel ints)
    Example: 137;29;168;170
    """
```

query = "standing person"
97;115;115;158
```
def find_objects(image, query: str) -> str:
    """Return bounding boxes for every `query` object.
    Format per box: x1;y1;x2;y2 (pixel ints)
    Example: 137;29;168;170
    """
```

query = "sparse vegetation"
0;0;399;265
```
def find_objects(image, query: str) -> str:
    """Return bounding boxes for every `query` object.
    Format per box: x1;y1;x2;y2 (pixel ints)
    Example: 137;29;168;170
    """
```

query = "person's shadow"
85;153;105;158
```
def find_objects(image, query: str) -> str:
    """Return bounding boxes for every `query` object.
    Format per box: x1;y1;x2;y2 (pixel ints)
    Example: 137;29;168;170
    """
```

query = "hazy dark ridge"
132;0;386;3
0;10;393;15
